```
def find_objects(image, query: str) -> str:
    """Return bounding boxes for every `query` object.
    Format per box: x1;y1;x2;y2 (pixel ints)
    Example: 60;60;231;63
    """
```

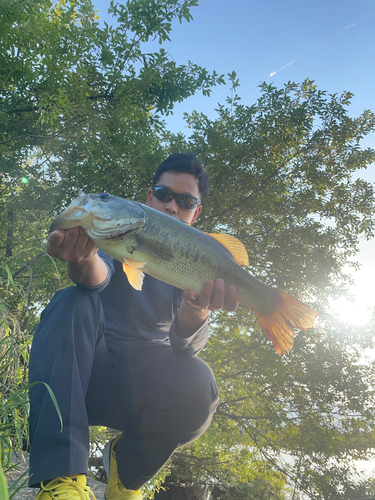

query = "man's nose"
164;198;178;213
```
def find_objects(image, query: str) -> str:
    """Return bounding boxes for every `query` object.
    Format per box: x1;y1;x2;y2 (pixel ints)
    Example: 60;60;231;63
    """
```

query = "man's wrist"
68;253;107;287
174;299;209;338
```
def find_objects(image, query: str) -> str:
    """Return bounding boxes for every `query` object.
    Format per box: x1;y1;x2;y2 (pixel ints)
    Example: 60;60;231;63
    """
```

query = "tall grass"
0;299;62;498
0;304;29;497
0;248;66;497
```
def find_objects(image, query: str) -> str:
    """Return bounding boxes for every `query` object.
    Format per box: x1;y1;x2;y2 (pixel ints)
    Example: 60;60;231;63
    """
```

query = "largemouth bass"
50;192;318;354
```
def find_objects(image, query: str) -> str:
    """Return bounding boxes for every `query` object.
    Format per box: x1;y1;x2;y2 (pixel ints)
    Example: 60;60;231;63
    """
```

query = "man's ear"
190;204;202;224
146;189;153;206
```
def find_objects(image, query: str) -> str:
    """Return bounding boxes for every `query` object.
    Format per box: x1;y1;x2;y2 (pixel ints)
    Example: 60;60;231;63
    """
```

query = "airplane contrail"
268;11;375;78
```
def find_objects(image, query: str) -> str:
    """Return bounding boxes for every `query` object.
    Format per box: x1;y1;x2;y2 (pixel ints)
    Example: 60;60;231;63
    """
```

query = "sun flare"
331;298;372;326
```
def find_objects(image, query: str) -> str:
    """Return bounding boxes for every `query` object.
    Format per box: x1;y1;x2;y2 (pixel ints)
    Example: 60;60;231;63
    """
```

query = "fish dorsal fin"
207;233;249;266
122;258;146;291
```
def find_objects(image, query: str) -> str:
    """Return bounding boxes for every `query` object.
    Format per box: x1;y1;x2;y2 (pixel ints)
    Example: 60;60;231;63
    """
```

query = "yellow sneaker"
103;434;142;500
35;474;96;499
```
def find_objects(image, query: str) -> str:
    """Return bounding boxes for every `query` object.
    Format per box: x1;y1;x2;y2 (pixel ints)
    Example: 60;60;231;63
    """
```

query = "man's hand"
176;279;239;338
47;227;98;263
183;279;239;312
47;227;107;287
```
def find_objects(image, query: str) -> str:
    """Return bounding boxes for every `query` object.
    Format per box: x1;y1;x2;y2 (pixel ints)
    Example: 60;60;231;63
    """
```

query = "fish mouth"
88;222;143;240
104;227;139;240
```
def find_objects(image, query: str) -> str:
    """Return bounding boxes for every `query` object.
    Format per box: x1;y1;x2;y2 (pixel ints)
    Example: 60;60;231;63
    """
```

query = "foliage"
0;0;224;203
169;312;375;499
0;0;225;321
0;0;223;496
187;79;375;297
0;456;9;500
162;78;375;498
0;272;63;498
1;0;375;498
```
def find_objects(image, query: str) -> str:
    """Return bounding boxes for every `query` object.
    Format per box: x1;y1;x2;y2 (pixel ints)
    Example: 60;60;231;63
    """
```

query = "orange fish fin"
254;291;318;355
122;259;146;291
207;233;249;266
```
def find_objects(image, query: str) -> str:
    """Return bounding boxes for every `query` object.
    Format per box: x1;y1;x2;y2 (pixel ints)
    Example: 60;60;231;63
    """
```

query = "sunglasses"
152;185;201;210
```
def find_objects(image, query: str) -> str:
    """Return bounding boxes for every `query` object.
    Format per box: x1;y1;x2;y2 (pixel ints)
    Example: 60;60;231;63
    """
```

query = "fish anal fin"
254;291;318;355
207;233;249;266
122;259;146;291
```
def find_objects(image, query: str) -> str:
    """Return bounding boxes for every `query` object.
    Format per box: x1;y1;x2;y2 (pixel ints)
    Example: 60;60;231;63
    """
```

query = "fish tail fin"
254;291;318;355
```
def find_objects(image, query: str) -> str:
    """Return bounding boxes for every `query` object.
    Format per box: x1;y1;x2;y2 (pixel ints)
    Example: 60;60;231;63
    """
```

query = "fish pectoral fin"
207;233;249;266
134;235;174;261
122;259;146;291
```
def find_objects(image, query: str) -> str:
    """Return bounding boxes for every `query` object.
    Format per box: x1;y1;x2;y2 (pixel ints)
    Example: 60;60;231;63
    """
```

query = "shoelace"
36;476;96;500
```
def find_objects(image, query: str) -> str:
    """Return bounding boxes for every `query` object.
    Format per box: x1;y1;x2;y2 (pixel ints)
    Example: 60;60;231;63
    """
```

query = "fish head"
50;192;145;239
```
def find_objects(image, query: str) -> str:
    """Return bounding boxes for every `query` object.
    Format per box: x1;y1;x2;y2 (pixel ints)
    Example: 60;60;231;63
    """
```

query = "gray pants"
28;287;219;489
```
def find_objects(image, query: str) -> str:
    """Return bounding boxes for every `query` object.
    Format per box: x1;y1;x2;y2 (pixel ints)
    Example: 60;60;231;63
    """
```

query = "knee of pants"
40;286;103;325
45;286;101;313
169;357;219;441
33;286;105;351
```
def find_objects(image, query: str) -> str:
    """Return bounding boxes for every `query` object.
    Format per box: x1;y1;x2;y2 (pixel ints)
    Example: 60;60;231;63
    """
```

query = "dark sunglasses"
152;185;201;210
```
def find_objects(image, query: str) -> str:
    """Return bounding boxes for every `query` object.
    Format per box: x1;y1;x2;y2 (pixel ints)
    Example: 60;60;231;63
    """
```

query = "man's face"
147;171;202;224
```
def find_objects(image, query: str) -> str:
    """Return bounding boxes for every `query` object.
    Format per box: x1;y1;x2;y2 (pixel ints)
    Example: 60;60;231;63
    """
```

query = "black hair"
153;152;209;201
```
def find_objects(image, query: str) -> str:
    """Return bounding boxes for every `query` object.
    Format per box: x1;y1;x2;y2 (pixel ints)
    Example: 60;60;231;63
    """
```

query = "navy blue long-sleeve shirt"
75;250;209;355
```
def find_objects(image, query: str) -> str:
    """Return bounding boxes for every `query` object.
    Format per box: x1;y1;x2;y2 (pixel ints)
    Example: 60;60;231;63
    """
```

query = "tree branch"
12;252;46;279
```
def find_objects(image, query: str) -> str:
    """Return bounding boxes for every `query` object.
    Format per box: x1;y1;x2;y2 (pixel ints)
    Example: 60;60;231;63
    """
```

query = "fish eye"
100;193;109;199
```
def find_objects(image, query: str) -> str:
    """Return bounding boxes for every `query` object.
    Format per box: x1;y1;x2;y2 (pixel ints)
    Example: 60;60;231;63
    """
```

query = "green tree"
0;0;224;491
0;0;225;328
157;78;375;499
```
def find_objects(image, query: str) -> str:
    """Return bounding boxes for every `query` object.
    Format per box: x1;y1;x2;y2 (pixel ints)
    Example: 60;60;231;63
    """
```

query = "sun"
330;297;372;326
330;243;375;327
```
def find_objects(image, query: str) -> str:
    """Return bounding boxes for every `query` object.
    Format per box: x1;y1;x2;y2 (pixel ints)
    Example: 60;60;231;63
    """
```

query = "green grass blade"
27;381;63;432
8;469;28;499
0;458;10;500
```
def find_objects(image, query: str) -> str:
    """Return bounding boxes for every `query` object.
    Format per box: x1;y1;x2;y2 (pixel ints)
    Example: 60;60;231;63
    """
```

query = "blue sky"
95;0;375;165
94;0;375;325
139;0;374;141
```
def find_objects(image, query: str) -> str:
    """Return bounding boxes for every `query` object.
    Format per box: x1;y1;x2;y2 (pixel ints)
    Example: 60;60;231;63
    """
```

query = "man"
29;153;239;500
